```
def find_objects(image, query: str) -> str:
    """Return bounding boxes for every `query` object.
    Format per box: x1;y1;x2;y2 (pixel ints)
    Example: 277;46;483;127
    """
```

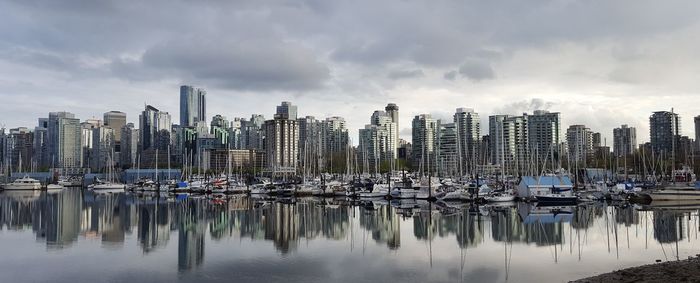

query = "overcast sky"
1;0;699;144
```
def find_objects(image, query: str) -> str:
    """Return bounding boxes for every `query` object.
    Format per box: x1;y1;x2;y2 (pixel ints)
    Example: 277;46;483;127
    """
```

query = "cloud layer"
1;0;700;143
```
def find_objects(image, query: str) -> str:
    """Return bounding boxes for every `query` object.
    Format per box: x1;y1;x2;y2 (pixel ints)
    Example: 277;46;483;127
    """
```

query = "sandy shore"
572;257;700;283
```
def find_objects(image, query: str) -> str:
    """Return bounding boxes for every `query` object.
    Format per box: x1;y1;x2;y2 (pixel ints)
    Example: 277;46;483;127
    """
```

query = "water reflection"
1;190;699;282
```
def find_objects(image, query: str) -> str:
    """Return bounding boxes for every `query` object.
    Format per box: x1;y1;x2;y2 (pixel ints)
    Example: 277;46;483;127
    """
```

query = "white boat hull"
3;183;42;190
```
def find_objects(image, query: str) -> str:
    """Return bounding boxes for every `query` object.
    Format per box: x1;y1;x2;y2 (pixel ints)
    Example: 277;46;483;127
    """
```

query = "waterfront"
1;189;699;283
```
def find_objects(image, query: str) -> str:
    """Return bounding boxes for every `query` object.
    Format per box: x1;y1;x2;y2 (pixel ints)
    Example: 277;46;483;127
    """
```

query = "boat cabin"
517;175;574;198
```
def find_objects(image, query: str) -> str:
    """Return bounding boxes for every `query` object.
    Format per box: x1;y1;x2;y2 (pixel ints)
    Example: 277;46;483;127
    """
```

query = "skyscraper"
297;116;321;170
437;121;458;176
48;112;82;168
695;115;700;153
322;116;349;163
241;114;265;150
210;115;230;147
489;114;528;175
359;109;397;172
276;101;298;120
6;127;33;172
527;110;560;162
412;114;438;173
453;108;480;175
91;126;115;172
103;111;127;141
34;118;49;168
265;102;299;173
385;103;399;155
140;105;172;151
179;85;207;127
566;125;593;164
649;111;680;155
120;123;139;168
613;125;637;157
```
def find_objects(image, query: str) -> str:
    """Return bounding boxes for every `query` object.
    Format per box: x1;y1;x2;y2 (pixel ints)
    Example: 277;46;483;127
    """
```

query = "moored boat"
3;176;42;190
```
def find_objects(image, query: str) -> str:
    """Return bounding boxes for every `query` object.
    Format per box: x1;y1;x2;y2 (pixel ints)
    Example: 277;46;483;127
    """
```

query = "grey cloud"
443;71;457;81
494;98;555;116
458;60;495;82
112;38;330;91
387;69;424;80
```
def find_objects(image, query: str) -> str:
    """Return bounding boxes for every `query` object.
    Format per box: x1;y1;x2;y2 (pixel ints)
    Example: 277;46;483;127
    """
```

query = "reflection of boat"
535;194;578;205
359;184;390;198
0;190;42;201
641;199;700;211
46;184;64;190
640;184;700;201
3;176;42;190
518;202;574;223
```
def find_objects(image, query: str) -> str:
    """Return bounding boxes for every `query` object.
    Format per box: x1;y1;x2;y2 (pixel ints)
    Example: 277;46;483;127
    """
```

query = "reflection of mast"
429;202;433;268
605;205;610;253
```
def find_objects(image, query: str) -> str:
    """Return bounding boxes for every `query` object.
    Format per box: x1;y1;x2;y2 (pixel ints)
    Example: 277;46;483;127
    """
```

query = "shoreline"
572;256;700;282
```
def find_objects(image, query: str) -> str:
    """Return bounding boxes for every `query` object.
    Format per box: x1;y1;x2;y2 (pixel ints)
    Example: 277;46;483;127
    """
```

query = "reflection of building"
653;211;684;244
138;202;171;253
516;203;570;246
38;189;82;247
265;202;299;253
178;200;206;271
360;205;400;249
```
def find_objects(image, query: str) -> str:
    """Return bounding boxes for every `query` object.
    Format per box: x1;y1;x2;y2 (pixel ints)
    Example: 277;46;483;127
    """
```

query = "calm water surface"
0;189;698;283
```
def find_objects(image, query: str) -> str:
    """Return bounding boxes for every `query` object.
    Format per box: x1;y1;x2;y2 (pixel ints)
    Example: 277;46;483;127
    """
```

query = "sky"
1;0;700;144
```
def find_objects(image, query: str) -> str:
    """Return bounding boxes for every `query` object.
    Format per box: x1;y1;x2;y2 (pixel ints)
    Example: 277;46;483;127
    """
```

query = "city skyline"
1;90;695;146
2;1;700;144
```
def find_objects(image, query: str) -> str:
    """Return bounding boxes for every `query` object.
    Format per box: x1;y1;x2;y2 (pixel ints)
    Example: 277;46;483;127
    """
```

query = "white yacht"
484;192;516;202
358;184;390;198
89;178;126;191
3;176;42;190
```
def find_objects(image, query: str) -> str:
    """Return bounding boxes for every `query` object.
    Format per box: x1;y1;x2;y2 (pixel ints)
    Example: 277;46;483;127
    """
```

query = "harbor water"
0;189;698;283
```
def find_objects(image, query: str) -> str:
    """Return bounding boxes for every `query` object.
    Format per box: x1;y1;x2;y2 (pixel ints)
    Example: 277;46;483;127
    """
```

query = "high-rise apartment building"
265;102;299;173
180;85;207;127
566;125;593;164
103;111;127;141
527;110;560;162
437;121;458;176
694;115;700;153
48;112;82;168
489;114;528;175
6;127;33;172
649;111;680;155
613;124;637;157
91;126;115;172
453;108;480;175
33;118;49;168
359;108;398;172
412;114;438;173
140;105;172;151
322;116;349;163
120;123;139;168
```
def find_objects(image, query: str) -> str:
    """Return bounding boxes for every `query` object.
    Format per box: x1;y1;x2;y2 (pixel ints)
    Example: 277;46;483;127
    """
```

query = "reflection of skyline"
2;191;699;273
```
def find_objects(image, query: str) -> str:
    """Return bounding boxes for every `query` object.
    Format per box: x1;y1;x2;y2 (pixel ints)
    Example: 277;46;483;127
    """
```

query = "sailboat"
89;152;126;192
